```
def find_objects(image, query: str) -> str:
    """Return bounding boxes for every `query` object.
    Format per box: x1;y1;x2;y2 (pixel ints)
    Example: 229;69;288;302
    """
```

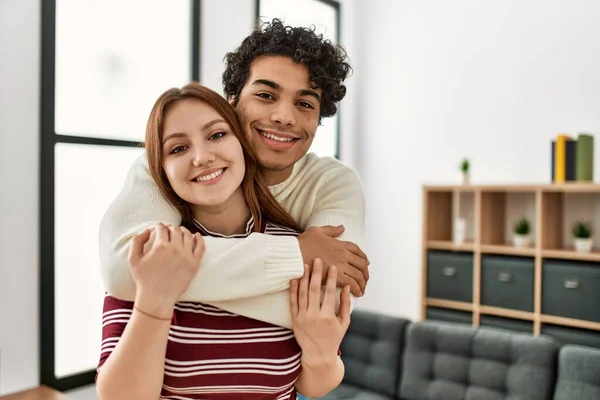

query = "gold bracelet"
134;305;172;321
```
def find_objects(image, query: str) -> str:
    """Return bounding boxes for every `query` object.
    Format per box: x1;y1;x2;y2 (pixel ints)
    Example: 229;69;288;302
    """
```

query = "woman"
95;82;350;400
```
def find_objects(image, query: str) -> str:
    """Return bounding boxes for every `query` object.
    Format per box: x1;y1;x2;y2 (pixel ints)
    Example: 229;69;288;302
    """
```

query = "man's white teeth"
196;168;224;182
260;130;294;142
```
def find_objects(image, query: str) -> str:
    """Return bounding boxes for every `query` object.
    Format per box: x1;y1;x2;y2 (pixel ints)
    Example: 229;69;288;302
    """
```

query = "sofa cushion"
553;344;600;400
399;321;559;400
315;383;393;400
340;309;410;397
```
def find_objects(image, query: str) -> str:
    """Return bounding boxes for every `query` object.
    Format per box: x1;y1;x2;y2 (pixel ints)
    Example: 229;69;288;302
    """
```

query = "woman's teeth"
196;168;224;182
260;130;294;142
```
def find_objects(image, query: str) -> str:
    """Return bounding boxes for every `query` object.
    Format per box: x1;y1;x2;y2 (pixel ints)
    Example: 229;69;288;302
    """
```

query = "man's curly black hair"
222;18;352;123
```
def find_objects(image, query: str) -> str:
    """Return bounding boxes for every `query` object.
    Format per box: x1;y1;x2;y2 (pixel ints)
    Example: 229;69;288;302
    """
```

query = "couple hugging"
95;18;371;400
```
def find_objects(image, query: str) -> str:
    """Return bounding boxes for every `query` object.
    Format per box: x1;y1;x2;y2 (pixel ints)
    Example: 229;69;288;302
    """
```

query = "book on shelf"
551;133;594;183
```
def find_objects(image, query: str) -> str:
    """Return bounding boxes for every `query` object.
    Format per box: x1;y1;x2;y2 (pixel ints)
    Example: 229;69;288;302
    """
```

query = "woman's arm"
96;296;172;400
290;260;351;397
97;224;203;400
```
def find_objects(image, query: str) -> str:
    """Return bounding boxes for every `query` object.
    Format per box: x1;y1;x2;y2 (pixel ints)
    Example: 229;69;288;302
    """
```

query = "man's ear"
228;95;236;106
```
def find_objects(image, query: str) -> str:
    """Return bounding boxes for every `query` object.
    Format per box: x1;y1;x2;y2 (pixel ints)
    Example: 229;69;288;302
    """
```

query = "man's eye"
209;132;227;140
170;145;187;154
297;101;314;109
256;93;275;100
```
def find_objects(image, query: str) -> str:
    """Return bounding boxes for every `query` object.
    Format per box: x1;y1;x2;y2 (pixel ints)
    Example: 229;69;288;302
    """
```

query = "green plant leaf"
513;217;530;235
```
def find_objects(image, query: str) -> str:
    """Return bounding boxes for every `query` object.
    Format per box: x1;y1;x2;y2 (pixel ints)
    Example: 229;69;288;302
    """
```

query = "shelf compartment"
481;191;537;248
427;240;475;252
426;306;473;326
541;315;600;331
426;251;473;303
541;192;600;252
481;255;534;312
542;259;600;323
425;189;476;244
541;249;600;262
480;244;536;256
480;315;534;334
425;298;474;312
479;305;534;321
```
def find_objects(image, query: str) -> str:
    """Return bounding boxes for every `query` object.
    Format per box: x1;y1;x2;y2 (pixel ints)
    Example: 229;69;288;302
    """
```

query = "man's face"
233;56;322;184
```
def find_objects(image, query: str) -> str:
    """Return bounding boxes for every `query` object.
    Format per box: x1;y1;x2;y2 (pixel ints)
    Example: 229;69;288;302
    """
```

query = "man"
99;19;369;329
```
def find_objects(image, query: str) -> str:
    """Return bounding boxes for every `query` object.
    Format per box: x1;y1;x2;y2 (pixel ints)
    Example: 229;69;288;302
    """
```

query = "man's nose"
270;102;296;126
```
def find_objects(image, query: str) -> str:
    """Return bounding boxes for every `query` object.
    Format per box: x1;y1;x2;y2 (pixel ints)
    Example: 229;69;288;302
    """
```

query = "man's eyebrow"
298;89;321;102
252;79;321;102
252;79;281;90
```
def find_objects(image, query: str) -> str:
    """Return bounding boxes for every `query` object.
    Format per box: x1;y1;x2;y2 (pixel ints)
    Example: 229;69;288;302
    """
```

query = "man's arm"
302;163;367;310
100;154;304;303
206;162;368;327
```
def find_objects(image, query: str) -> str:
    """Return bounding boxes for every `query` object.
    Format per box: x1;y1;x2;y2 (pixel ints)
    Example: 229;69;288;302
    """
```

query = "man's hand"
297;225;369;297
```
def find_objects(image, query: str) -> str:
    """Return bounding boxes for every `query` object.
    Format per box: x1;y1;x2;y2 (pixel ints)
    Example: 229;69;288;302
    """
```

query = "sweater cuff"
264;235;304;292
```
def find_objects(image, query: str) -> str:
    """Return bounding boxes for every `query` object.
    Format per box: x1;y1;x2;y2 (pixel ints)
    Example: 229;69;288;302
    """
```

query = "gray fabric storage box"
553;345;600;400
399;321;559;400
317;309;410;400
426;307;473;326
481;255;534;312
479;315;534;334
542;259;600;322
541;324;600;350
427;250;473;302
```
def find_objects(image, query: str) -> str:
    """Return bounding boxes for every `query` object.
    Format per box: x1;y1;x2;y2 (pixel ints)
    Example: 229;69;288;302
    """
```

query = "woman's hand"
290;258;351;366
127;223;205;318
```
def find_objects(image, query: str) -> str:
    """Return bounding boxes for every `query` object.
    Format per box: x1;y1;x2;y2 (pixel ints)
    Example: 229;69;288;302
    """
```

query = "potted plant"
572;220;593;252
512;217;531;248
460;158;470;185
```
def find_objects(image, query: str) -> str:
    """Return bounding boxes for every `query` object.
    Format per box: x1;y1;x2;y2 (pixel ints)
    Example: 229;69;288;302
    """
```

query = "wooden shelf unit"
421;183;600;338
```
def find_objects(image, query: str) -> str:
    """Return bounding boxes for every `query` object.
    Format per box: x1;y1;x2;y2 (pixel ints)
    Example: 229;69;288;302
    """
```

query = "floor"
65;385;97;400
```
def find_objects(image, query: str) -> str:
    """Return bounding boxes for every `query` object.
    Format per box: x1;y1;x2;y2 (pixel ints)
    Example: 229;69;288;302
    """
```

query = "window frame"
39;0;201;391
254;0;342;159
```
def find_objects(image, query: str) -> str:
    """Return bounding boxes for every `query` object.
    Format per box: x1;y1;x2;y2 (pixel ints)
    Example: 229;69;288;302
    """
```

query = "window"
256;0;341;159
40;0;200;391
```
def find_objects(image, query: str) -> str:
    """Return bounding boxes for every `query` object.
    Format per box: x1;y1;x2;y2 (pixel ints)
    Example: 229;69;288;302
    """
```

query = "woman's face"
161;98;245;210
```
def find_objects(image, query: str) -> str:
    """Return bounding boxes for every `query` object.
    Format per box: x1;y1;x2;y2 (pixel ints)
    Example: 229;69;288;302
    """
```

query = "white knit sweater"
99;152;366;328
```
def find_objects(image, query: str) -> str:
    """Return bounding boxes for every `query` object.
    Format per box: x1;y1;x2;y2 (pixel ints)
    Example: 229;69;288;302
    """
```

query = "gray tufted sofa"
553;344;600;399
313;309;600;400
400;322;558;400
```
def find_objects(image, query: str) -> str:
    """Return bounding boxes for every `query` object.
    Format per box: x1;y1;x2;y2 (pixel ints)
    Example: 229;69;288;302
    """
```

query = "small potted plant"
572;220;593;252
460;158;470;185
512;217;531;248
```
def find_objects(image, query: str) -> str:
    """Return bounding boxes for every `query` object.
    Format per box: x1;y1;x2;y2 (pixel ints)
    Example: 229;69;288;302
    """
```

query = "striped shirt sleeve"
95;294;134;381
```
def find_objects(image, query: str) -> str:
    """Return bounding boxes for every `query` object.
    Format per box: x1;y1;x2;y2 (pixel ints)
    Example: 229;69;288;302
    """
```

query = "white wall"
200;0;255;93
0;0;40;395
353;0;600;320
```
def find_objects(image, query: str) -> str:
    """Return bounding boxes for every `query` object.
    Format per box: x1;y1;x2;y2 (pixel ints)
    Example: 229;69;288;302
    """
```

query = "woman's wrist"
134;291;176;320
300;351;339;370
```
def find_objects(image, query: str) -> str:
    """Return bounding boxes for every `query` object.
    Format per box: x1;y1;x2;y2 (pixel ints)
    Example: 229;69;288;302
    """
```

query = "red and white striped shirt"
96;217;302;399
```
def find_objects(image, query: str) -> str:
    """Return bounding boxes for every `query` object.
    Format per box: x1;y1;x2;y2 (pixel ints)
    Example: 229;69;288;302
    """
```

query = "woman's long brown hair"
145;82;301;233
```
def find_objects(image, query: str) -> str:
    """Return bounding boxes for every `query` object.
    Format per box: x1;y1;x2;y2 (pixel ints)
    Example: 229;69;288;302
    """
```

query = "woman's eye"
209;131;227;140
256;93;275;100
170;145;187;154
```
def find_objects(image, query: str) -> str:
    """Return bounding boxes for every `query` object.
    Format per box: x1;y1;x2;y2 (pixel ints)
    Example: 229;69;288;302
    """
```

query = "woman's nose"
191;147;216;167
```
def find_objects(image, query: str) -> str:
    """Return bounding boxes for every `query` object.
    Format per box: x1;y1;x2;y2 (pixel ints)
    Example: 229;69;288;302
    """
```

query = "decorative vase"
454;218;466;245
512;234;531;248
462;172;470;185
574;237;593;253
